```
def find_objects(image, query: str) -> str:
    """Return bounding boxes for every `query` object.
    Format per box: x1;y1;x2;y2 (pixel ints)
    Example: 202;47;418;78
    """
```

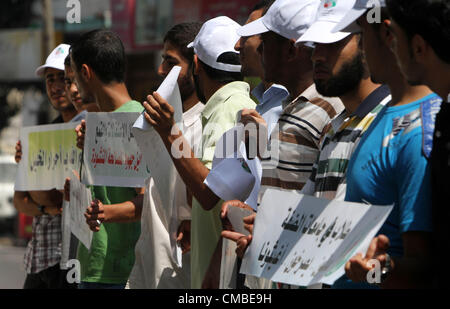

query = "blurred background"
0;0;259;288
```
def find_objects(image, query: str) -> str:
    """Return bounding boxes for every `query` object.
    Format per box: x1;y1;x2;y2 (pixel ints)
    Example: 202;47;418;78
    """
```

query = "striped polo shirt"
258;84;344;202
301;85;392;200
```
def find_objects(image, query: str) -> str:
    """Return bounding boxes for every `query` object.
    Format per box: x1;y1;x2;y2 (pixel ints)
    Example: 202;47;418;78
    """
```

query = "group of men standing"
13;0;450;289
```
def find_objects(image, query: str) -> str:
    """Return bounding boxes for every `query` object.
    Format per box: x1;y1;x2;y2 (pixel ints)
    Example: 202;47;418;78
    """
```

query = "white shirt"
128;102;204;289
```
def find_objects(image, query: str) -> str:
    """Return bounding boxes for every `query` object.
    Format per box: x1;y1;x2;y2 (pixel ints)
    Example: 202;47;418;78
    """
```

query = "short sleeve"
395;132;433;233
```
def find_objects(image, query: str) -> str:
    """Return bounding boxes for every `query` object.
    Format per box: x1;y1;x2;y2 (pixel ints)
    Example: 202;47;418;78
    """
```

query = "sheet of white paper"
82;112;150;187
227;206;254;237
15;123;81;191
240;189;393;286
204;126;257;206
69;171;93;250
132;66;184;267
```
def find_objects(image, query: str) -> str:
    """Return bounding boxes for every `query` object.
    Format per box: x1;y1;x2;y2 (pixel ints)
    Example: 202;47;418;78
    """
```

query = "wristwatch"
38;205;48;215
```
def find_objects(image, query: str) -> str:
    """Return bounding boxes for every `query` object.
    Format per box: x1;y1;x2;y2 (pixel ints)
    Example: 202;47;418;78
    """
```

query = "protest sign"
82;112;150;187
15;123;81;191
240;189;393;286
69;171;93;250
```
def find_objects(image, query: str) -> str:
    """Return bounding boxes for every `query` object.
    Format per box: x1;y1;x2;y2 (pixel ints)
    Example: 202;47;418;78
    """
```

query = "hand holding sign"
143;92;178;137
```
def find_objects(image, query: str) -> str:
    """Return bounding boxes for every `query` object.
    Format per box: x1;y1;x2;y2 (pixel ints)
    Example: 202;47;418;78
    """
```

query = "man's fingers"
153;92;174;114
364;236;379;260
221;230;246;242
143;101;161;122
176;231;183;242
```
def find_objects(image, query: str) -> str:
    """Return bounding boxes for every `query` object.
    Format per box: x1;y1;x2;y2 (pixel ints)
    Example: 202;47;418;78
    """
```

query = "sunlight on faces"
387;20;424;86
70;54;95;104
258;31;290;85
158;41;195;101
356;15;395;84
65;65;83;111
44;67;72;112
311;35;365;97
235;9;265;78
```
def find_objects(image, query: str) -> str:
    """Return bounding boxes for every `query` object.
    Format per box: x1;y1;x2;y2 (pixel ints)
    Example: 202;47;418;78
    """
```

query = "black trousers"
23;264;78;289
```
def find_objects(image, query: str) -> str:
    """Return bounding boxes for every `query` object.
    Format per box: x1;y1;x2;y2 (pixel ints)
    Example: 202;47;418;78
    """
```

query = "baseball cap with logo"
187;16;241;73
237;0;320;40
35;43;71;77
333;0;386;33
296;0;358;45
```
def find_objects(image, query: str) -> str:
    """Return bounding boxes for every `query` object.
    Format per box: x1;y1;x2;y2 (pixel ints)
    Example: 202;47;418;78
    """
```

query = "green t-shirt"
77;100;144;284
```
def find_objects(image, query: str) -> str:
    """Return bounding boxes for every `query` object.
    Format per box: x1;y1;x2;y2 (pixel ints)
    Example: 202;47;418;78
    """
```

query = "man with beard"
336;0;446;288
84;22;204;289
221;0;390;288
141;16;256;288
13;44;78;289
296;0;392;201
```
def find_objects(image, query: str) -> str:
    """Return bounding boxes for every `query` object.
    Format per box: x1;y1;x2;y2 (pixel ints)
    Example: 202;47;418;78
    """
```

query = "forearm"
103;194;144;223
14;191;41;217
162;131;220;210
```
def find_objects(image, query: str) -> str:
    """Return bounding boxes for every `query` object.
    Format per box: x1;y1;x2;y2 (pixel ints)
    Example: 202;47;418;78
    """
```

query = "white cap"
333;0;386;33
237;0;320;40
296;0;357;45
35;44;71;77
187;16;241;73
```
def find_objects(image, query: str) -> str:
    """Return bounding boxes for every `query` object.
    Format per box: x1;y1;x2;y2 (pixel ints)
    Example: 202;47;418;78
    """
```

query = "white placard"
82;112;150;187
240;189;393;286
69;171;93;250
15;123;81;191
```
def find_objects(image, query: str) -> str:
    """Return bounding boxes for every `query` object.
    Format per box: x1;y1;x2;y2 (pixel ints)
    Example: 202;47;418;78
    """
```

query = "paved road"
0;240;26;289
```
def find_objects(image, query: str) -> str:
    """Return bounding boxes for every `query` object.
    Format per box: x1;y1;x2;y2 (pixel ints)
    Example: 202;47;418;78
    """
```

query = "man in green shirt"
69;30;143;289
142;16;256;288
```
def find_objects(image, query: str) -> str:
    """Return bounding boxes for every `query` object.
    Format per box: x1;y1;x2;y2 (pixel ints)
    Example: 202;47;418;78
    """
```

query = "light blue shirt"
252;83;289;135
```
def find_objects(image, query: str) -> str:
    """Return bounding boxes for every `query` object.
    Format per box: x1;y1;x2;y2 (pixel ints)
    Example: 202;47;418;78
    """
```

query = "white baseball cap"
296;0;357;45
237;0;320;40
187;16;241;73
35;43;71;77
333;0;386;33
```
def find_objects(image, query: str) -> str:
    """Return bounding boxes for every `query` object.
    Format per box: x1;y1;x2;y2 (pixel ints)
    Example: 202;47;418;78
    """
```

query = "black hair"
70;29;127;84
163;22;203;64
64;54;71;66
367;7;390;32
199;52;243;83
251;0;275;13
386;0;450;64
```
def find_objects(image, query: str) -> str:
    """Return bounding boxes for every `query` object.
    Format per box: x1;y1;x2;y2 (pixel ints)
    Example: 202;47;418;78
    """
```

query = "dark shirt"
431;102;450;288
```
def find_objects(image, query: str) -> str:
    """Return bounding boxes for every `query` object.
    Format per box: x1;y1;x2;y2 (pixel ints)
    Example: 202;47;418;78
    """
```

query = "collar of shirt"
351;84;391;118
251;83;289;106
183;102;204;128
202;81;250;120
284;83;318;108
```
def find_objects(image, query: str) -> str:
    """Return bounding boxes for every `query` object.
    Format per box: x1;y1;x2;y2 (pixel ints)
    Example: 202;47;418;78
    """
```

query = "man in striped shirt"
237;0;344;203
296;0;392;201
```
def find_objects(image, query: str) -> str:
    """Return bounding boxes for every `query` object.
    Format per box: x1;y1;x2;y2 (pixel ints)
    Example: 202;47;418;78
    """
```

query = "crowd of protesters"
12;0;449;289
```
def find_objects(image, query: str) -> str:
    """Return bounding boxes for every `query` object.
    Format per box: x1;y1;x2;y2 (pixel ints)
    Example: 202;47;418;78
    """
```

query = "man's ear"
380;19;393;48
410;34;428;64
193;55;200;75
81;64;92;82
